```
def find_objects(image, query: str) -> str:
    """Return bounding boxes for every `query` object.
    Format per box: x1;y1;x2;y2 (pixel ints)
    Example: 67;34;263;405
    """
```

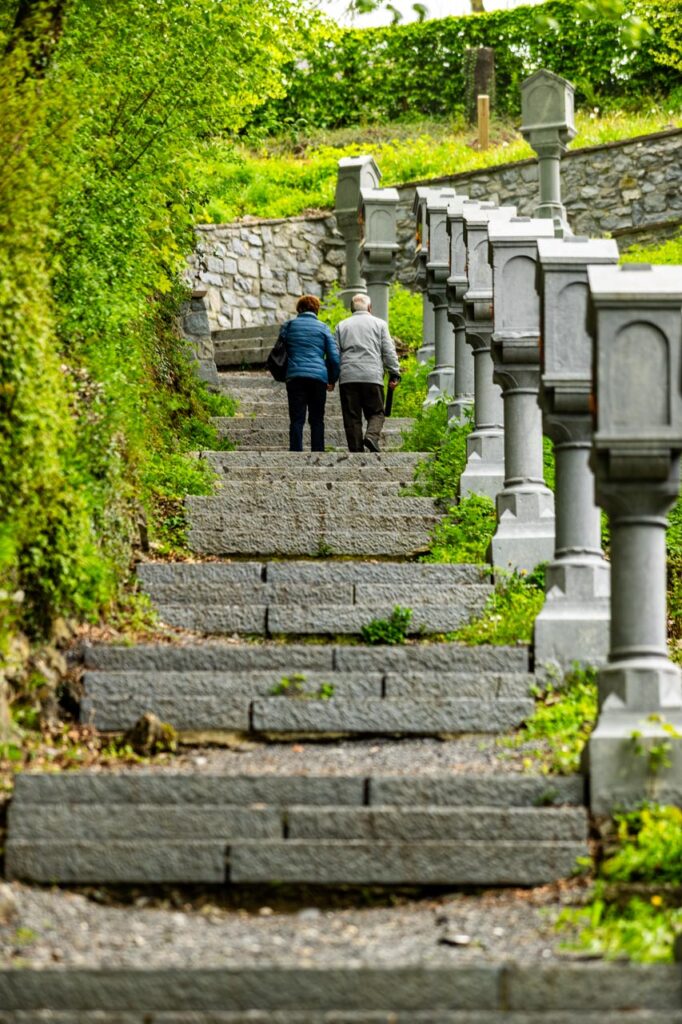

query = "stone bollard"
521;69;576;234
413;187;436;364
445;194;475;425
533;237;619;674
423;189;458;406
358;187;400;325
488;216;556;572
458;201;516;502
334;156;381;308
587;263;682;813
180;287;219;387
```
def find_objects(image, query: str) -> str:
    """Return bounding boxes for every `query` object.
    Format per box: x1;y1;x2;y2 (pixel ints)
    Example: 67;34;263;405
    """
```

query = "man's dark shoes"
363;436;380;453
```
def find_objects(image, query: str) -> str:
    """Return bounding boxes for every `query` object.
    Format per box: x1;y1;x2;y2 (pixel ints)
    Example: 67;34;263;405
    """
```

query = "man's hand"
388;378;399;390
327;383;335;392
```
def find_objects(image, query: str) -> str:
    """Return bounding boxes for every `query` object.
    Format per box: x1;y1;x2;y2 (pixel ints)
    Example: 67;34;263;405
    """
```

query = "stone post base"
416;344;435;365
195;358;220;388
534;559;610;674
423;367;455;405
491;488;555;572
447;397;474;427
588;710;682;814
459;431;505;502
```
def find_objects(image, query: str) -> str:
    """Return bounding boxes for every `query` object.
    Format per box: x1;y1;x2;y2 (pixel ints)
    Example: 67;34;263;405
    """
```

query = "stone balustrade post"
533;237;619;673
180;286;219;387
334;156;381;308
586;263;682;813
521;69;576;235
413;187;436;364
445;194;475;425
358;187;400;325
423;189;458;405
488;216;556;572
458;202;516;502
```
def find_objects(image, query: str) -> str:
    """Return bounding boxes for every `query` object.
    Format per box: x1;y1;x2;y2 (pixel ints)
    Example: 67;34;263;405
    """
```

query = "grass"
191;102;681;224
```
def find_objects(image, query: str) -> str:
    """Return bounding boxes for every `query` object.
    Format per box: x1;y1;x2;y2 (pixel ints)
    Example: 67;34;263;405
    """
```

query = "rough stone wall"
189;129;682;330
189;214;344;332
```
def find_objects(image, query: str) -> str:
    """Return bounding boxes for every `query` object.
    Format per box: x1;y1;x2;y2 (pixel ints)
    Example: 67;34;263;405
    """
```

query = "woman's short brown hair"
296;294;321;315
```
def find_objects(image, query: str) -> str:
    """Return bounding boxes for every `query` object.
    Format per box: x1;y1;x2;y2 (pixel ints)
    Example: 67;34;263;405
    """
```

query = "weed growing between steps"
360;607;413;645
556;804;682;962
451;568;547;647
499;665;599;775
270;674;335;699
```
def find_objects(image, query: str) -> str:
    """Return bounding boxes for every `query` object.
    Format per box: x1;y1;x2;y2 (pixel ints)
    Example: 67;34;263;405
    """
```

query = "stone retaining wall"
189;128;682;331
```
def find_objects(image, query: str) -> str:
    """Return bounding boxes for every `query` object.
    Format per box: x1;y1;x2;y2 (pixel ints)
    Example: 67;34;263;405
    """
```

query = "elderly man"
334;294;401;453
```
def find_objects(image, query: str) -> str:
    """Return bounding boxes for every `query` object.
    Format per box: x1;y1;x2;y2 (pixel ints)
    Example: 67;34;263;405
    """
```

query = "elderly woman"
281;295;340;452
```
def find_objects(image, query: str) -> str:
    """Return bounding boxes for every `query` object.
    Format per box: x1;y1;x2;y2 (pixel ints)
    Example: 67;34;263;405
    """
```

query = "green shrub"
390;356;432;418
387;283;422;354
361;606;413;645
453;567;546;646
423;495;497;565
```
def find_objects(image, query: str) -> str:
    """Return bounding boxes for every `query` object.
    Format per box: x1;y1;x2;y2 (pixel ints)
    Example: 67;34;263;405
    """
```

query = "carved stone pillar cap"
520;68;576;141
463;204;516;228
335;155;381;219
538;237;619;268
412;185;435;217
445;195;471;220
488;218;555;243
426;188;457;215
588;263;682;303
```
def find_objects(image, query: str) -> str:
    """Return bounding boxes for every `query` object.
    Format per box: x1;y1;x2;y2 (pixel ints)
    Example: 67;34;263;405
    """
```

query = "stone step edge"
0;962;679;1014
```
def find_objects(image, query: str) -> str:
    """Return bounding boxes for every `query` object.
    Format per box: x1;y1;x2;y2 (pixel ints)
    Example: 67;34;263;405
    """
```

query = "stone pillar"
458;202;516;502
445;194;475;425
413;187;436;364
180;287;219;387
424;189;457;406
587;263;682;813
488;216;556;572
533;237;619;674
334;156;381;308
358;187;400;326
520;69;576;234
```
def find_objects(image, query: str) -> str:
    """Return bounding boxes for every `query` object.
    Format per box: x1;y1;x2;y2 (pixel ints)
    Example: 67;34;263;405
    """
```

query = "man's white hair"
350;293;371;312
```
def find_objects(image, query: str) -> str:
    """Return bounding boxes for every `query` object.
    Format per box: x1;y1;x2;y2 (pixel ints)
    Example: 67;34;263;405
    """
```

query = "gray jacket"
334;311;401;386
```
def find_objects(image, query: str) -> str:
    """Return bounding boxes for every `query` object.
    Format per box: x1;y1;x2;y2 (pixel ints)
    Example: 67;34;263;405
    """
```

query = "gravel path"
0;881;590;970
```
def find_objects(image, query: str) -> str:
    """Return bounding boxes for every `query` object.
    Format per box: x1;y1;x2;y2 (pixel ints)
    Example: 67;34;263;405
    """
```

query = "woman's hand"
327;383;335;392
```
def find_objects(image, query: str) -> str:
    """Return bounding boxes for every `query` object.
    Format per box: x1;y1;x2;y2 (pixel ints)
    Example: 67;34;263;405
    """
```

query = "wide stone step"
137;561;489;604
187;494;438;518
212;425;409;451
214;326;280;368
152;598;486;635
222;417;413;431
81;670;533;732
188;523;437;557
83;641;530;674
1;963;679;1018
6;766;588;885
200;449;422;481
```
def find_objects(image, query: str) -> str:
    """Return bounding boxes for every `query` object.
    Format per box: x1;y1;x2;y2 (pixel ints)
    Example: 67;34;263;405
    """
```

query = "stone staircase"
6;370;590;890
213;323;280;368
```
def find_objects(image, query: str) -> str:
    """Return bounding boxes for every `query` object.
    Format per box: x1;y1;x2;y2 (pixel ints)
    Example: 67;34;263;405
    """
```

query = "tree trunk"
470;0;485;11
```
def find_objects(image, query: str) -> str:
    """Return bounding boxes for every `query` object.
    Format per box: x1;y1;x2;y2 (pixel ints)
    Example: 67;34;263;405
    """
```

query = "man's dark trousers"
340;382;384;452
286;377;327;451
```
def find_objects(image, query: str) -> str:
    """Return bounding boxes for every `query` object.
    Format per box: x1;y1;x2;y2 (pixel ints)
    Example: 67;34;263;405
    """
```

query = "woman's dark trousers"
286;377;327;452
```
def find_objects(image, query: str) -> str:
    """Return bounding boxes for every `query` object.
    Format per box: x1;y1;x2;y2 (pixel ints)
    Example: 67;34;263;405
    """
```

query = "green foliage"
270;674;335;700
424;496;497;566
453;568;546;646
621;230;682;265
401;399;451;455
318;286;349;333
556;804;682;962
506;665;599;775
260;1;676;130
361;606;413;645
0;0;305;643
387;283;422;354
390;356;432;417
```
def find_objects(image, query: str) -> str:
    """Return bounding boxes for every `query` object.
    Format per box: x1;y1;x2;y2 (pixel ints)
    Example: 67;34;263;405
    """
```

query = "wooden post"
478;94;490;150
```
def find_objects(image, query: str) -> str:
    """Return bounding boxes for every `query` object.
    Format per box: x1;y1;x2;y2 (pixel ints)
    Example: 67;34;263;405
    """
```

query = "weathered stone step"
1;963;679;1018
137;561;489;604
215;345;270;366
187;495;438;517
81;671;533;732
214;326;279;368
199;450;422;469
188;524;436;558
221;417;413;431
6;767;588;885
83;641;529;674
152;598;484;635
212;426;408;451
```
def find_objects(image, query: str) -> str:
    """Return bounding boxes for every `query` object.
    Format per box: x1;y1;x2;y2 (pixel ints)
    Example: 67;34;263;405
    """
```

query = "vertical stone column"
358;187;400;326
488;216;556;572
533;237;619;674
586;264;682;813
520;69;576;234
413;187;436;364
459;202;516;502
445;194;475;425
180;286;219;387
334;156;381;308
424;190;458;405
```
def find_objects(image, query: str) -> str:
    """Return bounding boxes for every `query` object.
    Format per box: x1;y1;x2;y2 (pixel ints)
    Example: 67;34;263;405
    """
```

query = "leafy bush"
602;804;682;884
361;606;413;645
260;0;677;130
423;495;497;565
390;356;432;417
387;283;422;354
453;568;546;646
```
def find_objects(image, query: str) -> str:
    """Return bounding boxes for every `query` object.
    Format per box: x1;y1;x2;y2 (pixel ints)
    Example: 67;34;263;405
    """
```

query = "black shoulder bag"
267;320;289;382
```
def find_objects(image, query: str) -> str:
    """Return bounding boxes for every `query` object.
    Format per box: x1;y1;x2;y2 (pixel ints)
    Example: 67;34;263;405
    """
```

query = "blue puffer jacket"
282;312;340;385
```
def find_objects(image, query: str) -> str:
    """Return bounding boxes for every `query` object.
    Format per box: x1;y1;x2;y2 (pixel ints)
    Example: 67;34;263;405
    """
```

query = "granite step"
212;423;409;451
82;641;530;674
199;450;422;482
187;494;439;518
5;764;588;885
188;523;438;558
81;670;534;733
